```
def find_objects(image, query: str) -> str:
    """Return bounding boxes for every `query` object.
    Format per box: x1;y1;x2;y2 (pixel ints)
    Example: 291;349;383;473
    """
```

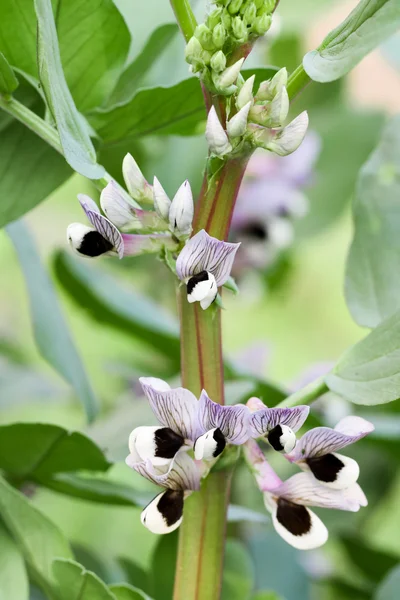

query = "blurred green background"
1;1;400;599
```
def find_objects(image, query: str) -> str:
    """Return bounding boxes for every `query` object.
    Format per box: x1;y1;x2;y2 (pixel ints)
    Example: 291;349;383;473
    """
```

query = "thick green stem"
278;375;329;408
0;95;138;205
170;0;197;42
173;156;250;600
287;64;311;101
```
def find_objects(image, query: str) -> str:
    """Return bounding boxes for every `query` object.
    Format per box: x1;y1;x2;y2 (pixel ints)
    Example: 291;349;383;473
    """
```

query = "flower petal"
206;106;232;157
176;230;240;286
78;193;124;258
306;452;360;490
121;233;177;257
249;406;309;438
141;490;184;534
128;425;185;466
100;181;136;229
127;451;200;491
198;390;249;445
140;377;199;441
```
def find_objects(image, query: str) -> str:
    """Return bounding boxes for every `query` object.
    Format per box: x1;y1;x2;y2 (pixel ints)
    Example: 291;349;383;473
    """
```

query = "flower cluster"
185;0;277;94
125;377;309;534
205;69;309;159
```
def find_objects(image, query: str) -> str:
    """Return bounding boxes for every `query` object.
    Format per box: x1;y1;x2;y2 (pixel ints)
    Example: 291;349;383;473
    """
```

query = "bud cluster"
206;68;309;159
185;0;277;94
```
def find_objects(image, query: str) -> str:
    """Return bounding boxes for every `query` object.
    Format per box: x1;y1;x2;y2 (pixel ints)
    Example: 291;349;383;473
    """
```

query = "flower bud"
212;23;226;49
237;74;255;109
244;2;257;23
169;180;194;238
218;57;244;89
269;86;289;127
185;36;203;64
206;106;232;157
267;111;309;156
232;16;248;42
254;0;264;8
194;24;215;51
256;68;287;101
221;10;232;29
228;0;243;15
253;13;272;35
227;101;252;138
207;7;223;29
201;50;213;66
153;176;171;221
122;153;153;203
210;50;227;73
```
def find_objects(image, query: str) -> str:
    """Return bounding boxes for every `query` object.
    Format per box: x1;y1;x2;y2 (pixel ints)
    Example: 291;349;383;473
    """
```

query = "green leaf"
34;0;104;178
375;565;400;600
7;221;99;422
345;115;400;328
303;0;400;83
0;423;110;479
52;559;114;600
89;68;278;142
0;120;71;228
110;584;153;600
0;521;29;600
326;308;400;405
39;472;150;507
0;0;130;112
108;24;178;106
53;250;180;365
0;475;73;591
150;532;178;600
0;51;18;94
118;558;151;597
221;539;255;600
314;579;371;600
340;535;398;585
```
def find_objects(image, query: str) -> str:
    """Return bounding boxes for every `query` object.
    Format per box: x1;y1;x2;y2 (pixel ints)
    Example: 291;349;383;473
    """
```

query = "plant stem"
0;94;139;205
278;375;329;408
170;0;197;42
173;156;250;600
287;64;311;101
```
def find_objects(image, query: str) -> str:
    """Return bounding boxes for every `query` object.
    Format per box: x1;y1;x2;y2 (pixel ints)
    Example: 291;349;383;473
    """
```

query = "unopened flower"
122;153;153;204
287;416;374;489
264;111;309;156
206;106;232;157
227;101;252;138
237;74;255;110
176;230;240;309
153;176;171;221
213;57;244;93
247;397;309;453
256;68;288;102
168;180;194;239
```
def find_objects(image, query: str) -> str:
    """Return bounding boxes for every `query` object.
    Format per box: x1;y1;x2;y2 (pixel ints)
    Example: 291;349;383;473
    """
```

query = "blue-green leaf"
7;221;99;422
34;0;104;178
376;565;400;600
0;521;29;600
222;539;255;600
52;559;114;600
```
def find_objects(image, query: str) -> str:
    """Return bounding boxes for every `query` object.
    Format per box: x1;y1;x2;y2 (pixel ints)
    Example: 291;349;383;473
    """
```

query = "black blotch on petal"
212;428;226;457
307;453;344;483
157;489;184;527
78;231;113;257
154;427;185;459
187;270;209;295
276;498;312;536
268;425;284;451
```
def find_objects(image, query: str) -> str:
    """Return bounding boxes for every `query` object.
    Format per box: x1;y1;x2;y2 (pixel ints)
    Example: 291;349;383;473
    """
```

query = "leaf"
150;532;178;600
39;473;150;507
221;539;255;600
0;0;130;112
108;24;178;106
7;221;99;422
0;423;110;479
89;68;278;143
34;0;104;178
52;559;114;600
326;308;400;405
340;535;398;585
345;115;400;328
252;593;283;600
0;475;73;591
0;51;18;94
53;250;180;365
109;584;153;600
118;558;151;597
375;565;400;600
0;120;71;228
303;0;400;83
314;579;371;600
0;521;29;600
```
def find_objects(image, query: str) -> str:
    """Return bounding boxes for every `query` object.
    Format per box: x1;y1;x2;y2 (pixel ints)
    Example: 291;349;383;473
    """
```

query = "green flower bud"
212;23;226;49
194;24;215;51
244;2;257;24
185;36;203;64
232;16;248;42
228;0;244;16
257;1;276;16
210;50;227;73
201;50;213;66
215;0;230;5
253;13;272;35
254;0;264;8
221;10;232;30
207;7;223;30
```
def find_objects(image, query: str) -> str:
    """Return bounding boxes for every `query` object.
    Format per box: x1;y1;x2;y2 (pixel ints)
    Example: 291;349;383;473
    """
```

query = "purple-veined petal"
78;193;124;258
176;230;240;286
121;233;177;257
290;416;374;461
140;377;199;441
243;439;283;492
100;181;136;229
127;451;200;491
272;472;367;512
198;390;250;445
249;405;309;438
